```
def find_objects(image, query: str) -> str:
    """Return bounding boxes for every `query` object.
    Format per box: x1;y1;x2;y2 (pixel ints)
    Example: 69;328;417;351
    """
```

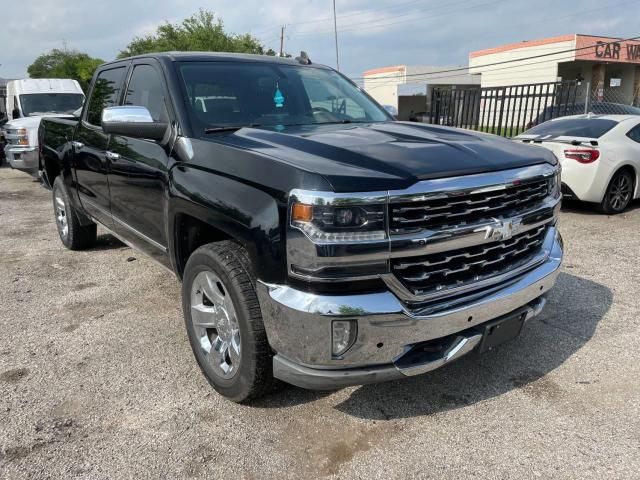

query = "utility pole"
333;0;340;71
279;25;285;57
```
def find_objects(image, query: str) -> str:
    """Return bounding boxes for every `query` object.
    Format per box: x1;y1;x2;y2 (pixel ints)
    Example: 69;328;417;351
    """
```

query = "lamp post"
333;0;340;71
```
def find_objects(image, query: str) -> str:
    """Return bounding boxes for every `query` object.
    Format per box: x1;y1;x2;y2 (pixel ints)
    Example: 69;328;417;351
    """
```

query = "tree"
119;9;273;58
27;49;103;92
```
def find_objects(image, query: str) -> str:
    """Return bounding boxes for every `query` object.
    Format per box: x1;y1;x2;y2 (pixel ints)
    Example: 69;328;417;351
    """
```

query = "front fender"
168;164;286;283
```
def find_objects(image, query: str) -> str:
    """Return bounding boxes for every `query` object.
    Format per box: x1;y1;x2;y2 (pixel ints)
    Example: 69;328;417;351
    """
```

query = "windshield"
522;117;618;139
177;61;390;131
19;93;85;116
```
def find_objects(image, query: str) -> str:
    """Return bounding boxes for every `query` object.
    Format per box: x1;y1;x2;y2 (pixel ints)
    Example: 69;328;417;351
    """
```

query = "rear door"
74;64;128;226
106;60;173;264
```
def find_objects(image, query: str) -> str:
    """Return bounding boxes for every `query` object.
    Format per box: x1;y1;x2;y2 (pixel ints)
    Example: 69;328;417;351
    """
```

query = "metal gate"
429;80;582;137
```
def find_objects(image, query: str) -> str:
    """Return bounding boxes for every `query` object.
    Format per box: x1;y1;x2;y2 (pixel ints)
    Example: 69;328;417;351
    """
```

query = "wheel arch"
168;166;286;283
609;163;638;199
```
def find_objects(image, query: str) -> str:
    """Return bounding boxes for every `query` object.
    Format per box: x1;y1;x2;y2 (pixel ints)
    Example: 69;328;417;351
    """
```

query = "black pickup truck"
39;52;563;402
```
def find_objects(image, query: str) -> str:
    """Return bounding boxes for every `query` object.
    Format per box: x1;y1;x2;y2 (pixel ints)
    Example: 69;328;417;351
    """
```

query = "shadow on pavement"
562;198;640;215
86;233;127;252
253;272;612;418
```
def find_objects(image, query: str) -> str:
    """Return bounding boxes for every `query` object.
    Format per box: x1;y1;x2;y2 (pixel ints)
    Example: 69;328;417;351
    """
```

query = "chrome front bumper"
257;228;563;390
5;146;38;175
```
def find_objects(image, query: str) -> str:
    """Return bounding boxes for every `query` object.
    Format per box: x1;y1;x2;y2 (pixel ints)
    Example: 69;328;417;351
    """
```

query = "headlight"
9;128;29;146
286;189;390;282
290;190;387;243
547;167;561;199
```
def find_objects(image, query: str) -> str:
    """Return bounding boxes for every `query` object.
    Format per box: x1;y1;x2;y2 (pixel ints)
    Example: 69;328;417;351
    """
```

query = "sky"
0;0;636;82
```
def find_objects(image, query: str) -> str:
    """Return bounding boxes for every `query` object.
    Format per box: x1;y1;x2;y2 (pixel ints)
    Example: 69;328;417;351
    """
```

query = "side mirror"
101;106;168;140
12;108;21;119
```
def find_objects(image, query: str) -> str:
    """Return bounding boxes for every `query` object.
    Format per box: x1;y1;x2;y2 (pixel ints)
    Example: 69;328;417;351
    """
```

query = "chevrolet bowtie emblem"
483;218;523;241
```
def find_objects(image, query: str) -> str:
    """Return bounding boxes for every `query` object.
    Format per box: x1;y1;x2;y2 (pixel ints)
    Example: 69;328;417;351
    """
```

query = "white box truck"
3;78;84;176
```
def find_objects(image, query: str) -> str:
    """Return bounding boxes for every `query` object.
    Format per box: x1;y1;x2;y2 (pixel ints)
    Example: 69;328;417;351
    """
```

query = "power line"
358;0;638;82
292;0;492;36
363;40;640;91
250;0;428;37
355;33;640;83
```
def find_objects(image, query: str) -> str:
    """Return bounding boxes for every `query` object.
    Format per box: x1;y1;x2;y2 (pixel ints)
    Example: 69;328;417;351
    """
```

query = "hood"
214;122;557;192
5;114;73;130
4;116;43;131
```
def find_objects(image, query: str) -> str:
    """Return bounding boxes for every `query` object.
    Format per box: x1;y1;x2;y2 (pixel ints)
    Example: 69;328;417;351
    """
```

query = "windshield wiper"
204;123;261;133
319;119;353;125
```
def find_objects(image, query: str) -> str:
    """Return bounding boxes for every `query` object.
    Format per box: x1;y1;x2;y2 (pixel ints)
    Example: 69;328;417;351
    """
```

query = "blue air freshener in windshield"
273;82;285;108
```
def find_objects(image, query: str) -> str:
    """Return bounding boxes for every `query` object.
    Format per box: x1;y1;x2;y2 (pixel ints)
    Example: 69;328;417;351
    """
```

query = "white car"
515;114;640;213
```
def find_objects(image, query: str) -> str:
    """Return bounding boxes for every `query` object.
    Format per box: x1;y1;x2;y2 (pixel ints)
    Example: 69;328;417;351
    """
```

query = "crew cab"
4;78;84;176
39;53;563;402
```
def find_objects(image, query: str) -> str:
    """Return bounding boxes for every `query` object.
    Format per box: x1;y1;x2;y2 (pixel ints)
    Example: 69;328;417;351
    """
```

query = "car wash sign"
576;35;640;63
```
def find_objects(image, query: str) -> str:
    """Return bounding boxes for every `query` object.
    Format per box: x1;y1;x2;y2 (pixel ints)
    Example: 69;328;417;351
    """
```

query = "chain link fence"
586;83;640;113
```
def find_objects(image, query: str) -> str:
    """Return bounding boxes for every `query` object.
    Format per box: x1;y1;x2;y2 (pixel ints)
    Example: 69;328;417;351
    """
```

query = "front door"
74;65;128;226
107;61;173;265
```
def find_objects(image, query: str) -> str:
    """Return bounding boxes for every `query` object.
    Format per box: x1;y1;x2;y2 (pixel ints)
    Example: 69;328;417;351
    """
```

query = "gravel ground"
0;166;639;479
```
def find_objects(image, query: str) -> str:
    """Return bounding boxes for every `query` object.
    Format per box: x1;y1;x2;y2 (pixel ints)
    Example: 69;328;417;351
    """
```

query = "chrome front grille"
391;225;549;297
389;178;549;233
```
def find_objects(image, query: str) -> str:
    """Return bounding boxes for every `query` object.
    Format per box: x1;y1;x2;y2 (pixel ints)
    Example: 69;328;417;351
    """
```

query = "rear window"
524;117;618;138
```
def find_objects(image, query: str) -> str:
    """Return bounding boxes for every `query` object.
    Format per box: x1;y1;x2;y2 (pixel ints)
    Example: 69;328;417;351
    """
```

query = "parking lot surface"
1;167;639;479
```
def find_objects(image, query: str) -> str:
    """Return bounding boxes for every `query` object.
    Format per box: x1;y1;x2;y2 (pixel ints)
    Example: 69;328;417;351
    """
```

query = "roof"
470;34;575;58
549;114;639;122
7;78;83;95
103;52;330;69
362;65;406;76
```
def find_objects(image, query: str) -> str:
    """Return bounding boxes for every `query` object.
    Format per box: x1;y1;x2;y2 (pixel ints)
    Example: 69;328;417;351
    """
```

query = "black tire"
52;176;97;250
182;241;274;402
598;169;634;214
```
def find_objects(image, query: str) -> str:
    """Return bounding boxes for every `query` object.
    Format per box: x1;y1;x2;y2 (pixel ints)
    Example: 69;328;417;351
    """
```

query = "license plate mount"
476;311;527;354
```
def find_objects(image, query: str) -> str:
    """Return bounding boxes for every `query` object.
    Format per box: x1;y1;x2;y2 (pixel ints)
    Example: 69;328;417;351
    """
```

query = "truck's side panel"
73;65;130;228
106;59;176;264
168;164;286;283
39;118;90;222
107;135;172;252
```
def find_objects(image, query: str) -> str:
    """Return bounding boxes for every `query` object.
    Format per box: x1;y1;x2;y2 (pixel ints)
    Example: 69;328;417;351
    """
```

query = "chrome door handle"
71;141;84;150
105;151;120;161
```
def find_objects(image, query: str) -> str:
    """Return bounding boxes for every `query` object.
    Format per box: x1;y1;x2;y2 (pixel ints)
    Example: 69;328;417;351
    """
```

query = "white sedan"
515;114;640;213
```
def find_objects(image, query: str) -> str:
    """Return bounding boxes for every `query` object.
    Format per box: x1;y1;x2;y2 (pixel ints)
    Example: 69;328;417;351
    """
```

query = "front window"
19;93;84;117
177;61;390;131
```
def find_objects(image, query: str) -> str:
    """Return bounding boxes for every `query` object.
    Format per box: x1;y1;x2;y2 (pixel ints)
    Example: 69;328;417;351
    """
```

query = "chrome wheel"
54;192;69;239
190;271;241;379
608;173;632;211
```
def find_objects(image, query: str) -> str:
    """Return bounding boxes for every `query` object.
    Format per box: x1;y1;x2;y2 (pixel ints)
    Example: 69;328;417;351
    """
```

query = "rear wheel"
599;169;634;214
52;176;97;250
182;241;274;402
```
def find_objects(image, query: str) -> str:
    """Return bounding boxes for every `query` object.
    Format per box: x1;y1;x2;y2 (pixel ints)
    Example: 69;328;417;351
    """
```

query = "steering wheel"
312;106;332;114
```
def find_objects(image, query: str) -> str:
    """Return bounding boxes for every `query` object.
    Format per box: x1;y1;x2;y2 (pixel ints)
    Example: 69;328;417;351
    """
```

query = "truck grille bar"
390;178;549;233
384;164;560;303
391;225;548;297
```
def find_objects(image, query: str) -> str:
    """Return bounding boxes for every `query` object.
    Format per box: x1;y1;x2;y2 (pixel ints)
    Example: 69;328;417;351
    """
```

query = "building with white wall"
362;65;480;120
469;34;640;104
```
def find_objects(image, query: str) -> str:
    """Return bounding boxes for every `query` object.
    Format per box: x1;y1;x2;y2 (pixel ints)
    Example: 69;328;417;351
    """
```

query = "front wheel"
599;169;634;214
182;241;274;402
52;176;97;250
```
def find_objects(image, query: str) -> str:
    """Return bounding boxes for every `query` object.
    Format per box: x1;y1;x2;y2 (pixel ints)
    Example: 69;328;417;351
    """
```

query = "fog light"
332;320;357;357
